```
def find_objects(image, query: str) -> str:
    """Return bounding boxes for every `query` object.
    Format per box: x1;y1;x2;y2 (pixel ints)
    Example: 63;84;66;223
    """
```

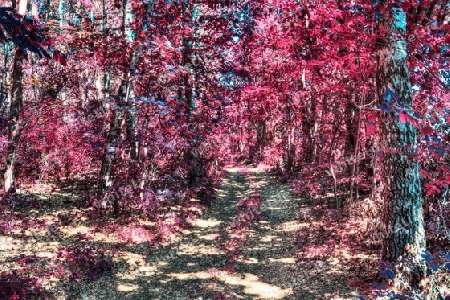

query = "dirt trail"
65;166;361;299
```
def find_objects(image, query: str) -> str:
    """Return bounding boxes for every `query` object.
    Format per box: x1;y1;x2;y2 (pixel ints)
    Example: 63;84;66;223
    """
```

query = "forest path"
67;166;361;299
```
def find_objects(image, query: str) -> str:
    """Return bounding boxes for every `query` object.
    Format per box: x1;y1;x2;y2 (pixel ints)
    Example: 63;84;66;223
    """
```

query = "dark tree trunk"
301;96;317;164
4;49;23;193
283;100;295;174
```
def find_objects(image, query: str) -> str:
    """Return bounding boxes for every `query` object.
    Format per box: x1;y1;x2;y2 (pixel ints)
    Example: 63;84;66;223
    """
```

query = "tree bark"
376;2;426;286
4;50;23;193
3;0;27;193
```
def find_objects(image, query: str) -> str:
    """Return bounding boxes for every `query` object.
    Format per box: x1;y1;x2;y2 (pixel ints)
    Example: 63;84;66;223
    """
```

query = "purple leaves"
57;246;114;281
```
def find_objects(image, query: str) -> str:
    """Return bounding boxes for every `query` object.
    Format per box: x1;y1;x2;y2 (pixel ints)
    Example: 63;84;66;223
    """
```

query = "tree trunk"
98;0;140;216
181;3;202;183
98;80;125;213
4;50;23;193
301;96;317;164
126;48;141;161
3;0;27;193
98;0;114;197
283;100;295;173
376;3;426;286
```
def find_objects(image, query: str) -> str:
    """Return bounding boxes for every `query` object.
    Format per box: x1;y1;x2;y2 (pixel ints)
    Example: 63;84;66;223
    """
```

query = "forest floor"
0;166;380;299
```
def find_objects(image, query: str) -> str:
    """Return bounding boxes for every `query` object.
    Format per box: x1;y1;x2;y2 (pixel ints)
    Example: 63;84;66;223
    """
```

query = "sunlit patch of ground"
0;167;379;299
217;271;293;299
191;218;222;228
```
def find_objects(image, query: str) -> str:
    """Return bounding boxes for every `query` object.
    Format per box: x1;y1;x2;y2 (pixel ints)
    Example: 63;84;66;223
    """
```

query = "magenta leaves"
56;246;114;282
0;271;43;300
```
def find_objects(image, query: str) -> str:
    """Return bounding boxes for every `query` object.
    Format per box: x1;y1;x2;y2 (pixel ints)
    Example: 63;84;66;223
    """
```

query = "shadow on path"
61;166;361;299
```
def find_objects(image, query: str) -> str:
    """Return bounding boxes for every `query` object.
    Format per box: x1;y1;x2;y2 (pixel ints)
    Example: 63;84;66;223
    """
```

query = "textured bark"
4;50;23;193
0;44;11;122
376;3;426;285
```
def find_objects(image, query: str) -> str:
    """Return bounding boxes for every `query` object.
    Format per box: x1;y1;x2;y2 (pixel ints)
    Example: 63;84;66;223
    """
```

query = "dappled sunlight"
268;257;296;264
276;220;303;232
116;273;137;281
240;257;259;264
190;218;222;228
117;283;139;292
177;245;223;256
0;240;59;260
0;166;379;299
197;233;220;241
169;270;212;280
248;179;271;189
260;235;277;242
167;266;294;298
0;0;445;297
217;272;293;299
116;251;146;268
136;265;157;275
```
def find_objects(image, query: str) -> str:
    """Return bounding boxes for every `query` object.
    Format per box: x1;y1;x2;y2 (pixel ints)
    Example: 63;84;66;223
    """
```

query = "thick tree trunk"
376;3;426;286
